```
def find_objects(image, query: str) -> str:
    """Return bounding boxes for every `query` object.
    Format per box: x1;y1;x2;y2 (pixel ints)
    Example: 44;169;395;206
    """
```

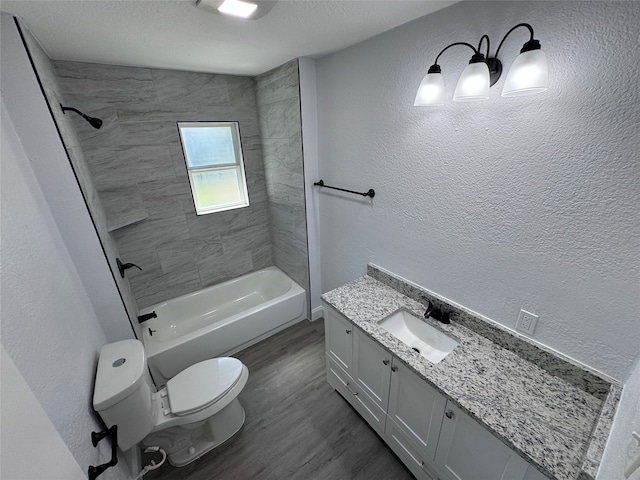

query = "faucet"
137;311;157;324
423;300;451;325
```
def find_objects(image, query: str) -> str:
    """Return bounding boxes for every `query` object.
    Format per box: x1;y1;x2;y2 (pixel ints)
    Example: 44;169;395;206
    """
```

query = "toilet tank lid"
93;339;147;411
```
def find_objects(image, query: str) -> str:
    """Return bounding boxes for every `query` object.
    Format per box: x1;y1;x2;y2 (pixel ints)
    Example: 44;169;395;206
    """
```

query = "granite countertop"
321;269;621;480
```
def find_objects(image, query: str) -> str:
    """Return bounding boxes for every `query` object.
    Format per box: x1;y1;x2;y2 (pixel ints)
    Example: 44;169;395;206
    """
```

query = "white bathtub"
140;266;306;385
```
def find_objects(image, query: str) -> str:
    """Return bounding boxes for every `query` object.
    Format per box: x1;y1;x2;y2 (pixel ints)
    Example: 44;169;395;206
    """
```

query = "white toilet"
93;339;249;467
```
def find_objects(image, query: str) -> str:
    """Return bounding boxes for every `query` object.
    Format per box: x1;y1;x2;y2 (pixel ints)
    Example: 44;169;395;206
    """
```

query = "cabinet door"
385;419;438;480
435;401;548;480
353;328;392;411
387;358;447;461
324;305;353;375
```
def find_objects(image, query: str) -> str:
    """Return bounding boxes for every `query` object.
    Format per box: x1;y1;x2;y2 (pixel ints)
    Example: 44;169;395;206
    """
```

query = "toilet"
93;339;249;467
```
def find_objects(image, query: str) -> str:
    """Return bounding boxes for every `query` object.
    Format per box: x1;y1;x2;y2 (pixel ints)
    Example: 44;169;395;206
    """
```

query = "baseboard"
311;305;325;321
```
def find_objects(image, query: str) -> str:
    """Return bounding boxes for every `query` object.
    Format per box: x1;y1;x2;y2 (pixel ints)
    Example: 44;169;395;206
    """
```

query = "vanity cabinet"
353;326;392;411
434;401;549;480
325;307;387;435
325;306;353;375
323;304;549;480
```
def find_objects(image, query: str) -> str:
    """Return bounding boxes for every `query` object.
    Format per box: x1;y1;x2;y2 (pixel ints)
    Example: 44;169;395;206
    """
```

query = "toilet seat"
166;357;244;416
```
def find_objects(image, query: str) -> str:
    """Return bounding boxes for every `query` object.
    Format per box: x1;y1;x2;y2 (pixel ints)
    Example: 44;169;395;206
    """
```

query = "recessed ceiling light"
217;0;258;18
196;0;277;20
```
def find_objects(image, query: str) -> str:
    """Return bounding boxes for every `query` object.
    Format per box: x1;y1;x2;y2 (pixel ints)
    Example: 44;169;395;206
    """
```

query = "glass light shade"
453;62;490;102
502;49;548;97
414;73;445;106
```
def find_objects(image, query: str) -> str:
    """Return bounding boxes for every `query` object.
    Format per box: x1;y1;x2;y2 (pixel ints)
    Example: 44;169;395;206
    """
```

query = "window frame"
177;121;250;215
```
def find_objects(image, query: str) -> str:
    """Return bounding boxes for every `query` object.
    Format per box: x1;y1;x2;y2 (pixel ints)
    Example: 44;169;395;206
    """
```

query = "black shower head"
60;104;103;130
86;116;103;129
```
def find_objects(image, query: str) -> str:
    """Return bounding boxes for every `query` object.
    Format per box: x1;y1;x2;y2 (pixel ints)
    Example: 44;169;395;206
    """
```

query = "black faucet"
137;311;157;324
424;300;451;324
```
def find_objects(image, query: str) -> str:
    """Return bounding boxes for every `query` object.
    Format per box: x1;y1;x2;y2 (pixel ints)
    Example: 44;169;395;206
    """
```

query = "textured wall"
14;21;138;341
54;61;274;309
256;60;311;312
0;99;129;479
315;1;639;380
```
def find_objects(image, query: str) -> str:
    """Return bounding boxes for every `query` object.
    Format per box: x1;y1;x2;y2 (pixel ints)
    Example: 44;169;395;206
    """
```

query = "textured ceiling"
1;0;457;76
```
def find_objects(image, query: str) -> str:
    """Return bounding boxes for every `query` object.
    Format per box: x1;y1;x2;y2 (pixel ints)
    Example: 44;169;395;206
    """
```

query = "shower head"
60;104;103;129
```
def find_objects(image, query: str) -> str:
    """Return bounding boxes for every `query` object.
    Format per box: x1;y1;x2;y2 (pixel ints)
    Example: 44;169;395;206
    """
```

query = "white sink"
379;310;459;364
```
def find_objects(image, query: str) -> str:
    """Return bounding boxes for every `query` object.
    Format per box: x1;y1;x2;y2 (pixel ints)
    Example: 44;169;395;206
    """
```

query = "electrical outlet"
515;309;538;335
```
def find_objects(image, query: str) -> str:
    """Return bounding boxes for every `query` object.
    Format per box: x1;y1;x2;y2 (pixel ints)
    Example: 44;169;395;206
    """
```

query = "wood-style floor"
145;319;414;480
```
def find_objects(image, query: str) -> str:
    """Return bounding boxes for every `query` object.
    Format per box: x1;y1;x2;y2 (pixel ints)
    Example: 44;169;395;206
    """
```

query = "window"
178;121;249;215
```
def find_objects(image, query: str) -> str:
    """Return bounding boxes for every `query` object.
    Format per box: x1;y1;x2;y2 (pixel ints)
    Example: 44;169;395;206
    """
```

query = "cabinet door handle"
383;359;390;366
391;366;398;372
445;410;454;419
345;329;351;334
346;382;358;396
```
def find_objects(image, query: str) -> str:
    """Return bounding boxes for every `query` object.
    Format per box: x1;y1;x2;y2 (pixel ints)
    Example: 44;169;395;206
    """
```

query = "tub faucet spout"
138;311;157;324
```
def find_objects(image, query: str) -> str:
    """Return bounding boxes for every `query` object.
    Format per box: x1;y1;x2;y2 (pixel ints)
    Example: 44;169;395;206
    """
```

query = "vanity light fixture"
414;23;548;106
196;0;277;20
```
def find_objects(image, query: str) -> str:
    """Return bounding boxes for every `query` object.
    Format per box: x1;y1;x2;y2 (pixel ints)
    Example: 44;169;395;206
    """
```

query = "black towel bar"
314;179;375;198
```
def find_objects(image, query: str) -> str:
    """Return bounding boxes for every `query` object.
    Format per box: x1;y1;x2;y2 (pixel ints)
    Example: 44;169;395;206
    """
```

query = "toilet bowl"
93;339;249;466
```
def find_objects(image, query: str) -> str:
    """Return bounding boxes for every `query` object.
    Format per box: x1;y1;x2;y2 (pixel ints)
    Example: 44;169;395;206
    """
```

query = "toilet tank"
93;339;157;451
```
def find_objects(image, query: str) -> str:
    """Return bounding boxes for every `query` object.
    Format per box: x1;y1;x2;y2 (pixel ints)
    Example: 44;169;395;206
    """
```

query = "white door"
353;328;392;411
387;358;447;461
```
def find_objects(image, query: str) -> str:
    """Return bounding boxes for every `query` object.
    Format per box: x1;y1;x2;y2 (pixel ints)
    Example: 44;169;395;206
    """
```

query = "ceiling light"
217;0;257;18
196;0;277;20
414;23;548;106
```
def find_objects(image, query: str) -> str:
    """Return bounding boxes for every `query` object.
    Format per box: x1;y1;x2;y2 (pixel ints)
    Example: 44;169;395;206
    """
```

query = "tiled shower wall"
19;27;140;329
54;61;274;309
255;60;310;309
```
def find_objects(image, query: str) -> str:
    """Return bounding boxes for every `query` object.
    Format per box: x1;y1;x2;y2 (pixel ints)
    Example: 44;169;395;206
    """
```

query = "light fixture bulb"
217;0;258;18
502;49;548;97
414;72;445;106
453;62;490;102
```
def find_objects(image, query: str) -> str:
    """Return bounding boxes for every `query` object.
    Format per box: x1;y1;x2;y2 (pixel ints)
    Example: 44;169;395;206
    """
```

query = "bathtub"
140;266;306;385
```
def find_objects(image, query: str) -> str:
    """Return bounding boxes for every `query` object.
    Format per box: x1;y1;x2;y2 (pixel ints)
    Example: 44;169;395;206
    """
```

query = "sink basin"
379;310;459;364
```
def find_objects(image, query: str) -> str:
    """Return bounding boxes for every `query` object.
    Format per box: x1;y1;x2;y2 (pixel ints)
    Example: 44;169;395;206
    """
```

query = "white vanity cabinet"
322;304;550;480
325;306;353;375
353;326;392;411
385;357;448;480
435;401;549;480
325;306;387;435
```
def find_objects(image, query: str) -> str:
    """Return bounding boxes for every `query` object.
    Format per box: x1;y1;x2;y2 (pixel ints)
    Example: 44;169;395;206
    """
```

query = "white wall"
0;99;131;478
1;346;87;480
315;0;639;381
1;14;134;342
299;57;323;318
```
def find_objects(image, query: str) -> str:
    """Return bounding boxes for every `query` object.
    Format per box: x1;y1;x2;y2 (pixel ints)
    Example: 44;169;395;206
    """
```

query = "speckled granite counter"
321;265;622;480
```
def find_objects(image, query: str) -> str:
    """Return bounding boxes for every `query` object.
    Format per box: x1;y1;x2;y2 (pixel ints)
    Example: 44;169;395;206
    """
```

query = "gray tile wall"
54;61;274;309
255;60;310;315
20;28;140;331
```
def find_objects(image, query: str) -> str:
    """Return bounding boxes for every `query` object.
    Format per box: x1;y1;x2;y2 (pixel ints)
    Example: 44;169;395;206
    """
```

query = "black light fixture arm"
433;41;478;67
493;23;536;60
477;34;491;59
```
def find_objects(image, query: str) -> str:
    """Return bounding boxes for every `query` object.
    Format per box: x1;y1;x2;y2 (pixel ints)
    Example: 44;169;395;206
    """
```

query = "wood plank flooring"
144;319;415;480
